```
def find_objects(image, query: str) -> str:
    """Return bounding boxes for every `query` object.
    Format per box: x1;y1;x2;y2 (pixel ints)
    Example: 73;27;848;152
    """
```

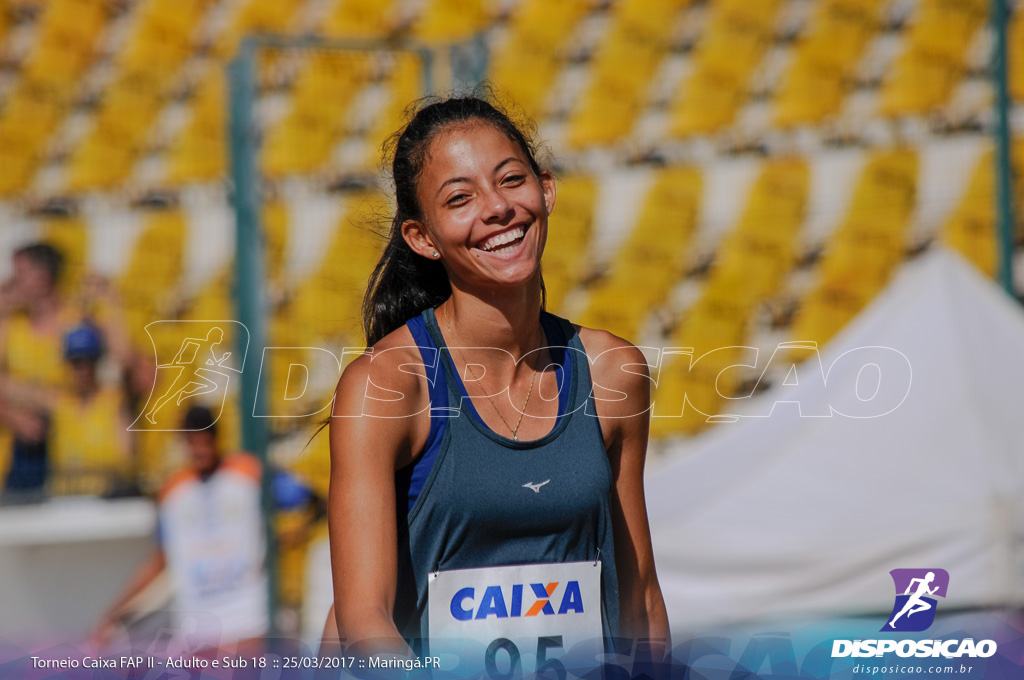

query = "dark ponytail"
361;93;545;347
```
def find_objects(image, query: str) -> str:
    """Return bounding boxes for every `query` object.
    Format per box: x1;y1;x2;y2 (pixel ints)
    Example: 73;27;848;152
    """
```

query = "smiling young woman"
323;95;669;665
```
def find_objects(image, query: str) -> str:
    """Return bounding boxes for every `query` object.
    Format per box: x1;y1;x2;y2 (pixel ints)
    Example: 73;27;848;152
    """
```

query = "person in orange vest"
93;406;268;656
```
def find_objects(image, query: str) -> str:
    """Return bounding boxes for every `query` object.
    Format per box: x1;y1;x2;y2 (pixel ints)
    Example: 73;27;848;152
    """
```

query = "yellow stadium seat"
651;325;751;437
292;192;387;344
567;0;688;147
262;116;340;178
788;283;870;359
263;199;289;288
942;140;1024;276
647;158;808;436
1010;10;1024;102
323;0;398;39
880;50;960;116
68;113;153;191
22;0;107;86
215;0;302;58
668;0;784;137
699;158;808;309
788;149;917;355
362;54;425;171
186;273;236;349
266;300;319;422
670;66;748;137
0;148;36;196
838;148;918;239
118;209;187;350
908;0;987;63
542;175;596;312
879;0;987;116
0;0;112;195
261;53;373;177
774;59;846;127
579;166;702;339
943;178;997;278
774;0;884;126
488;0;592;121
0;85;65;195
65;0;212;191
413;0;491;42
167;70;226;184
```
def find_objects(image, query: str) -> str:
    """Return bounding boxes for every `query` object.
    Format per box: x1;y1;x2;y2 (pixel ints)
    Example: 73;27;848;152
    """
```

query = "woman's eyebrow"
493;157;520;172
435;176;471;198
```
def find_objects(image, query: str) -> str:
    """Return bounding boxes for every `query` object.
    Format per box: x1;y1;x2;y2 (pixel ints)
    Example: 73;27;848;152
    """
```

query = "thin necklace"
442;300;541;441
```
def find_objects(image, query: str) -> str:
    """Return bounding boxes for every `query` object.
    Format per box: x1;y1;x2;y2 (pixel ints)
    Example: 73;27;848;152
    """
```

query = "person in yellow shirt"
0;242;132;502
0;243;73;501
1;322;134;498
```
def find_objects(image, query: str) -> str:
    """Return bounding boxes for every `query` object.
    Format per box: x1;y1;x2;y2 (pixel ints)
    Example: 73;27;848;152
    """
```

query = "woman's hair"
361;93;546;347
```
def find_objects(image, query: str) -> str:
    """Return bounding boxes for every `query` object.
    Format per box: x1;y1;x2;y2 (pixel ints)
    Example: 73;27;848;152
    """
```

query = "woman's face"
402;121;555;293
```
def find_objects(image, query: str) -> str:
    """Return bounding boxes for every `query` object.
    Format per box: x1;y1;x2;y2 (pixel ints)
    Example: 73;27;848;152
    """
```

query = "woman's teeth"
478;226;526;253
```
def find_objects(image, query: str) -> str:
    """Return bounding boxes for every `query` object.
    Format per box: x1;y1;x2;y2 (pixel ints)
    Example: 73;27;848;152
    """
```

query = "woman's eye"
503;174;526;185
446;194;469;206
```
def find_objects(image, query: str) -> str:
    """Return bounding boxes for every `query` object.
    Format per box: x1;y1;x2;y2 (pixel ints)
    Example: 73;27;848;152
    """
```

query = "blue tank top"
392;306;620;652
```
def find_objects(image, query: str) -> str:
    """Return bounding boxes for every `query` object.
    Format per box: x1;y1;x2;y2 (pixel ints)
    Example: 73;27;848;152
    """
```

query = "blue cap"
273;470;312;510
64;323;104;361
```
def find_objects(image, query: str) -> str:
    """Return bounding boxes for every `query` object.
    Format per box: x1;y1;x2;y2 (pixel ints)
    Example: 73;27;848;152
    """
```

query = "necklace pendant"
512;435;518;442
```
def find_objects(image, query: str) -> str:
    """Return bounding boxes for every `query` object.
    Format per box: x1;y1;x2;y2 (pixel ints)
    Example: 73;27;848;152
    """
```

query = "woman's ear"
539;170;556;216
401;219;440;260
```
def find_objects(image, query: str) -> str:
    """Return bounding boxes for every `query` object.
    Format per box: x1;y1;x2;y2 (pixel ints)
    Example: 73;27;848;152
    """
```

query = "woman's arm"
582;330;671;655
327;343;429;659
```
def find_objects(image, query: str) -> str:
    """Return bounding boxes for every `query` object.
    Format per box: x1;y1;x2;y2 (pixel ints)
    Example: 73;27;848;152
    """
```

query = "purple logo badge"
882;568;949;632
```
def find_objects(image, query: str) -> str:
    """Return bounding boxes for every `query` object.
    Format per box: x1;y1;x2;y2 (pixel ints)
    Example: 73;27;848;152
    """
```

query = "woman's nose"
481;188;514;223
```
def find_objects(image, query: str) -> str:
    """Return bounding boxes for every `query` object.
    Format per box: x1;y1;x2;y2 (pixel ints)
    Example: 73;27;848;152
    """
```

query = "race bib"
428;561;603;674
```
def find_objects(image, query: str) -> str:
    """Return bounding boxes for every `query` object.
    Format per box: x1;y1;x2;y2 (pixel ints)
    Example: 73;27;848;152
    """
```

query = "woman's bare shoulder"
334;323;432;419
572;323;653;425
573;324;651;383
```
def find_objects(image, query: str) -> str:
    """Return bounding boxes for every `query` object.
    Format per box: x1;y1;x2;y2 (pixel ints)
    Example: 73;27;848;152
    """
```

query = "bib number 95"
484;636;566;680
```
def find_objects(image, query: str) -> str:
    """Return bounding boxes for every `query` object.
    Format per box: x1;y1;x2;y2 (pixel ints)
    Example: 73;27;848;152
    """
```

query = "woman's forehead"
422;122;527;178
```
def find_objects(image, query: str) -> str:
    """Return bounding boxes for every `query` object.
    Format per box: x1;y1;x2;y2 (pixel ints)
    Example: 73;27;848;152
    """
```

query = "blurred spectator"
0;243;73;501
1;323;135;497
0;242;131;502
93;405;269;654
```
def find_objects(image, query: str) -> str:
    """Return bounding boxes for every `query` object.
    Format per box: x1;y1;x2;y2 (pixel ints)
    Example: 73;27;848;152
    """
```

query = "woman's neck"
442;277;545;361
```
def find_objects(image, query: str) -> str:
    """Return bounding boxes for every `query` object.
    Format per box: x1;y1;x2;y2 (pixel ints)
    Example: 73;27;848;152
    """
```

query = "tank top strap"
420;307;463;404
406;313;449;415
541;311;596;415
396;314;452;514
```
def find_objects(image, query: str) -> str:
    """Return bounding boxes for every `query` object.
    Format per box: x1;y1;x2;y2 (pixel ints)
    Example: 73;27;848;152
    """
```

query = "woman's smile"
472;223;531;257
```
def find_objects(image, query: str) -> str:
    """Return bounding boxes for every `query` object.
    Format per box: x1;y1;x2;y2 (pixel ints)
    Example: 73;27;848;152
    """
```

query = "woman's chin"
469;260;542;292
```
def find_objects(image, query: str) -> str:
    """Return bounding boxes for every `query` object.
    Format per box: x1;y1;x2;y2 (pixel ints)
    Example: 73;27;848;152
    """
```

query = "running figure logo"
882;568;949;632
130;321;249;431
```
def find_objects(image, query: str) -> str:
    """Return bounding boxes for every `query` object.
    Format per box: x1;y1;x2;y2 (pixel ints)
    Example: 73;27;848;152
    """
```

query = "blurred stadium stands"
0;0;1021;640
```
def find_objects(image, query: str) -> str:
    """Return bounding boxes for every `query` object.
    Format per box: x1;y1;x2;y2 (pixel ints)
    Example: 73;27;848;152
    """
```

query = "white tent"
646;247;1024;632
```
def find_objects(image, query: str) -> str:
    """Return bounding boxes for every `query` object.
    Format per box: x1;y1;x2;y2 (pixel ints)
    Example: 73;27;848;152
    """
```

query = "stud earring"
432;252;439;258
